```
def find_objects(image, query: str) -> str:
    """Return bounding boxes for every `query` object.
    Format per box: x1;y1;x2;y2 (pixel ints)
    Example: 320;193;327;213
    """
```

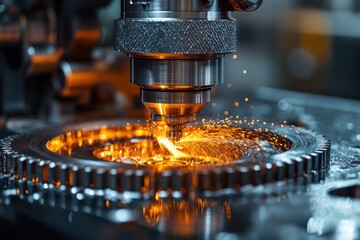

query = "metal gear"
0;121;330;202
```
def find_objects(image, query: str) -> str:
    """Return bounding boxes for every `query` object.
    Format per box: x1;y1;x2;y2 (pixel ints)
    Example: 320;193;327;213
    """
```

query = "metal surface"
115;19;236;54
142;91;209;139
130;57;224;88
0;120;330;200
2;87;360;240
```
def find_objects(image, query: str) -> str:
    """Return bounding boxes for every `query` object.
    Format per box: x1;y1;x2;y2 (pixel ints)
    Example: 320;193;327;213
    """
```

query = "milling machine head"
115;0;263;140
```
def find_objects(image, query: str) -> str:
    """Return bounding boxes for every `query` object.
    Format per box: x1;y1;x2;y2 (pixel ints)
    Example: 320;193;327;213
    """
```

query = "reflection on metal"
140;198;232;236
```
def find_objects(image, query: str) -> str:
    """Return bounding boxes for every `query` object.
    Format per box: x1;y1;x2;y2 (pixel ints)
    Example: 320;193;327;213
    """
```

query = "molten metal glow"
156;137;187;158
46;120;291;171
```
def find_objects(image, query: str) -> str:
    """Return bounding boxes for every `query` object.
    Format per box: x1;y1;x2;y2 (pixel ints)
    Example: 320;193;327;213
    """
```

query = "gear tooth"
60;163;71;187
310;152;320;171
304;151;323;183
117;168;127;193
122;169;134;193
213;168;226;191
312;170;321;184
224;167;236;191
209;169;219;192
319;168;327;182
6;152;19;175
130;170;140;193
301;155;312;175
262;163;274;184
37;160;49;184
18;178;26;198
49;162;61;187
315;149;326;170
156;170;172;194
274;161;285;182
0;149;10;174
108;168;120;192
134;169;149;196
323;142;331;169
82;166;94;189
186;172;195;197
292;157;304;182
0;149;5;171
27;158;39;194
26;158;37;183
72;165;81;187
94;168;107;208
250;164;262;186
148;170;156;196
236;166;250;189
18;156;29;181
170;170;181;195
198;170;212;193
26;158;34;179
95;168;107;189
283;159;295;181
171;170;188;197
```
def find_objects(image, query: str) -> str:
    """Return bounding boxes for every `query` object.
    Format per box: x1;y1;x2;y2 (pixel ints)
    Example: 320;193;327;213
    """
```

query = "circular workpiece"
0;121;330;200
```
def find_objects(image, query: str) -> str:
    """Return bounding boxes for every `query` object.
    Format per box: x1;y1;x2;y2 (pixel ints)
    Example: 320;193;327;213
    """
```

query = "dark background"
223;0;360;101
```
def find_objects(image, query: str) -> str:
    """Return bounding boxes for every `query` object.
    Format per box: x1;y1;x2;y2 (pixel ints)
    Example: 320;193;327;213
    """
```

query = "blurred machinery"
0;0;140;130
227;0;360;99
276;0;360;99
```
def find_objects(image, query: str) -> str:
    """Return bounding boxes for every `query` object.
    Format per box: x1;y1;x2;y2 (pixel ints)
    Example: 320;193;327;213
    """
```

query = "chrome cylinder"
130;56;224;89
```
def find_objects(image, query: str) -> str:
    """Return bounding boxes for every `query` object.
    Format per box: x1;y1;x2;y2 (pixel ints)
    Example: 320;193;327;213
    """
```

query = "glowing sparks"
156;137;186;158
233;54;238;60
245;97;249;102
243;70;247;74
46;120;292;171
234;102;240;107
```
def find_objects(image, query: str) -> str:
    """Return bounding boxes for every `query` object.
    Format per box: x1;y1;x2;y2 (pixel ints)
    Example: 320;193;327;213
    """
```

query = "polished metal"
142;89;210;139
141;89;211;104
115;0;263;139
122;0;231;19
131;57;224;88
